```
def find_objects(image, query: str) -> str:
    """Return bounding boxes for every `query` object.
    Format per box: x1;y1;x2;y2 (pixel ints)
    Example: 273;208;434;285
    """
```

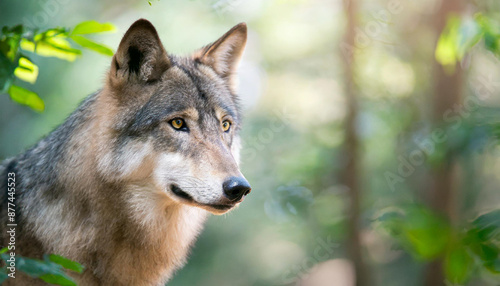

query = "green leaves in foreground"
0;20;116;111
0;248;84;285
69;21;115;56
72;20;115;35
376;206;500;284
70;35;113;56
8;85;44;112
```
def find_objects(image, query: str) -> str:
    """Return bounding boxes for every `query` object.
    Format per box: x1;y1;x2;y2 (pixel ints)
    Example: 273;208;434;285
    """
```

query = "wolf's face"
98;20;250;214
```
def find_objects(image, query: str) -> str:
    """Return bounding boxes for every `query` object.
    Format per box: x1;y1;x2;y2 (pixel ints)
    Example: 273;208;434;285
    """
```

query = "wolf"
0;19;251;285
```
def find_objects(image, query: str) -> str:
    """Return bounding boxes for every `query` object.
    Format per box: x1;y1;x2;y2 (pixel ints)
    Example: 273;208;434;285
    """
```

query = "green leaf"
8;85;44;112
435;15;461;71
45;254;84;274
0;247;8;254
377;206;451;260
1;24;23;35
1;37;20;61
0;51;16;93
19;38;35;52
403;208;450;259
484;258;500;274
472;209;500;240
39;273;77;286
0;25;24;60
0;38;12;57
70;35;114;56
21;37;82;62
16;256;58;278
14;56;39;84
15;256;78;285
0;271;8;284
72;20;116;35
445;245;474;284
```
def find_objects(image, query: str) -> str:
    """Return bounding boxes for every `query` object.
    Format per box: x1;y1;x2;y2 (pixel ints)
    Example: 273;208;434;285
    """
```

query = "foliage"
0;247;84;285
376;207;500;284
0;20;115;111
436;13;500;72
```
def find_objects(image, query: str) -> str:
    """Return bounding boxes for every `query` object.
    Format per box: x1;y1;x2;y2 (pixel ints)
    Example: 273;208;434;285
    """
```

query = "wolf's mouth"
169;184;237;213
171;184;193;201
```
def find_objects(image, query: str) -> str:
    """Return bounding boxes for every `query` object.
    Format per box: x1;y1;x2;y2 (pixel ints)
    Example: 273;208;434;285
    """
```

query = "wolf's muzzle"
222;176;251;201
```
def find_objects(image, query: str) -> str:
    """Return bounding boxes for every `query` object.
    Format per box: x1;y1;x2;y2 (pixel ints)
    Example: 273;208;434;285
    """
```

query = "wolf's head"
97;19;250;214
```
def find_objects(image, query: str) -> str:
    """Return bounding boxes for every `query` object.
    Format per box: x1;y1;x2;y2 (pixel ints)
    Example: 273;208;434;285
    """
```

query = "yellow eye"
222;120;231;132
171;118;185;130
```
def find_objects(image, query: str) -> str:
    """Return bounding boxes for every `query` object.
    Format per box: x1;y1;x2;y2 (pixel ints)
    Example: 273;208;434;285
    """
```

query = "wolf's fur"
0;19;249;285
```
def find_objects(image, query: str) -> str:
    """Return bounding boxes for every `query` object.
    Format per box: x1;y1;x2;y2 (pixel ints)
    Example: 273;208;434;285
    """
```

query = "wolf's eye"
170;118;186;130
222;120;231;132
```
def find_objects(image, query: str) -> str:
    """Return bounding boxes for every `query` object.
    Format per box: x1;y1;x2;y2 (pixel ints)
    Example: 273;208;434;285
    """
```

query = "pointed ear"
194;23;247;89
109;19;170;86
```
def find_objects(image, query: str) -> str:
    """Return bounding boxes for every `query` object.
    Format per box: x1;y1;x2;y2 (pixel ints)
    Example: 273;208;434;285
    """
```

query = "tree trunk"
425;0;464;285
340;0;369;285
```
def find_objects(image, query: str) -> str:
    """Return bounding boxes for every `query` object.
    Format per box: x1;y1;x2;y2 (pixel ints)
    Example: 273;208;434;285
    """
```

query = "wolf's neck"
122;184;208;248
101;183;208;284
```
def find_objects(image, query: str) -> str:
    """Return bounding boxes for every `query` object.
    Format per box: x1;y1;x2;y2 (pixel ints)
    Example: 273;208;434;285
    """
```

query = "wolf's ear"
109;19;170;85
194;23;247;89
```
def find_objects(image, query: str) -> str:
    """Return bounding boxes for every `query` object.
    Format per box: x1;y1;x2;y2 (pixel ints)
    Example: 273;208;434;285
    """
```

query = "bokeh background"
1;0;500;285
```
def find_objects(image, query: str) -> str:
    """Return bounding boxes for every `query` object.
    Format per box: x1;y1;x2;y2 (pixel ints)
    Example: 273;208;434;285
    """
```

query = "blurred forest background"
1;0;500;285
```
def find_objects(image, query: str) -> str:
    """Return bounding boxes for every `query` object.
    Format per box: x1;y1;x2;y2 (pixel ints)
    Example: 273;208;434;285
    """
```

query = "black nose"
223;176;251;201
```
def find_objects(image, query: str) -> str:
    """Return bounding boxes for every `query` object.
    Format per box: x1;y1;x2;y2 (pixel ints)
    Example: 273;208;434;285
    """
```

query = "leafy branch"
0;20;116;112
0;247;84;285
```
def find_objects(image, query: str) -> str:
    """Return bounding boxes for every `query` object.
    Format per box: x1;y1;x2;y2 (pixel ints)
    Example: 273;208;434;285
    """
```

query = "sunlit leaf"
70;35;114;56
8;85;44;112
404;207;450;259
445;245;474;284
19;38;35;52
72;20;116;35
21;36;81;62
435;15;461;72
14;57;39;84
